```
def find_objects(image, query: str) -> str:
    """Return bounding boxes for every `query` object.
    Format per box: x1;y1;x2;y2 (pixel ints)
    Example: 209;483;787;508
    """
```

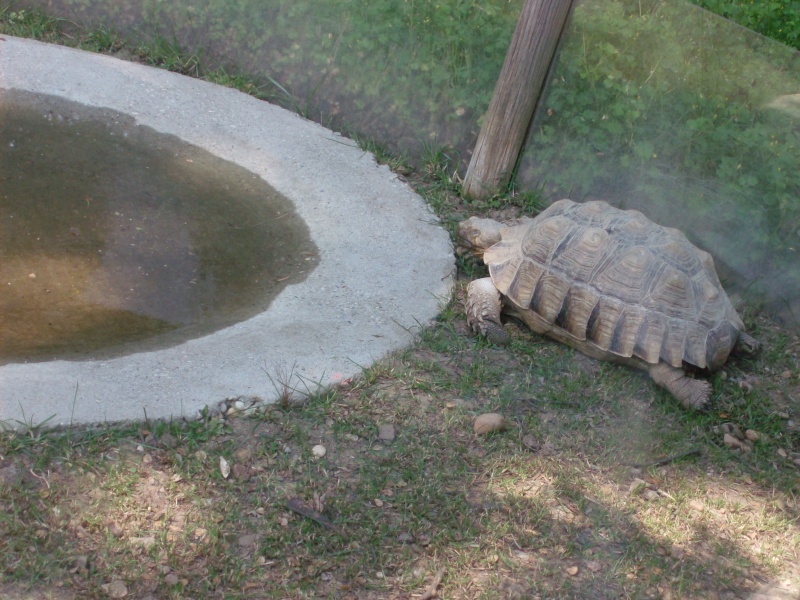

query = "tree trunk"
463;0;574;199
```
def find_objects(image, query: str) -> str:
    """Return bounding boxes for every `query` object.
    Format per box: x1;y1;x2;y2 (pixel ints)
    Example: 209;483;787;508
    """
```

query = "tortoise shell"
484;199;743;371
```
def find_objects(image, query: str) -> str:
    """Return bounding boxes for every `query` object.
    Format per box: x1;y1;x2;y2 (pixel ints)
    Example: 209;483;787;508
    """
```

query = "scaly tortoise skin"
457;199;759;409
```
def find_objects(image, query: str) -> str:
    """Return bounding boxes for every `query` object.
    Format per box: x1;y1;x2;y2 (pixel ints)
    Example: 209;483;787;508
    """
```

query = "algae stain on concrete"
0;91;317;363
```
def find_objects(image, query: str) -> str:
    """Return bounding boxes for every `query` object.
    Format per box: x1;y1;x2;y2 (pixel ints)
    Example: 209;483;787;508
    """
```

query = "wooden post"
463;0;575;199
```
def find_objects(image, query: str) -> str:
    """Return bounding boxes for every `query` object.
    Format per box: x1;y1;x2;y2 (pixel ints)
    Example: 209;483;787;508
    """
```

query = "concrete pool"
0;36;454;426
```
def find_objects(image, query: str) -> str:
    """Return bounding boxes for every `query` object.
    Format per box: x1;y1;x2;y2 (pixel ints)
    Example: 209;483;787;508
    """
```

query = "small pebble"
688;499;705;512
723;433;746;451
745;429;760;442
234;400;246;411
102;580;128;598
721;423;744;439
219;456;231;479
312;444;327;458
474;413;506;435
629;478;647;494
378;424;396;442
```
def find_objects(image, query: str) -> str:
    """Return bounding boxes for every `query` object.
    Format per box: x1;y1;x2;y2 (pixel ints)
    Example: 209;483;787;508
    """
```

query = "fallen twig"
419;567;446;600
29;469;51;489
624;449;701;469
285;497;341;533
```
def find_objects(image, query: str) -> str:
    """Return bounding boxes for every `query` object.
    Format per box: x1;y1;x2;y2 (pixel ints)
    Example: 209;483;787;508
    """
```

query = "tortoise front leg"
733;331;761;356
466;278;509;345
648;363;711;410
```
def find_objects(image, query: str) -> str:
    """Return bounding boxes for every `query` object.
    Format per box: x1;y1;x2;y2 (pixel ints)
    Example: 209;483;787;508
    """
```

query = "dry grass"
1;302;799;599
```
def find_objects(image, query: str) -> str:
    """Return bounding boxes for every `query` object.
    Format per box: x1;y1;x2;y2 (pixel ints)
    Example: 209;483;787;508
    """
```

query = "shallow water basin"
1;91;315;363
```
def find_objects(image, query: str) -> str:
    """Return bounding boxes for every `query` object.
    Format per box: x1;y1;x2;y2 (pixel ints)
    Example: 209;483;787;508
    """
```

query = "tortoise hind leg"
648;363;711;410
466;278;510;345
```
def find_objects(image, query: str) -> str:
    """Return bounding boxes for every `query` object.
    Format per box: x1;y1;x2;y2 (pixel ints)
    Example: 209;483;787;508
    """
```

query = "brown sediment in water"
0;90;317;363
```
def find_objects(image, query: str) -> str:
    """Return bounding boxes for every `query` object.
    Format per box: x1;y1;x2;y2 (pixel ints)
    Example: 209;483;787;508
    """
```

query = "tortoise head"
456;217;505;260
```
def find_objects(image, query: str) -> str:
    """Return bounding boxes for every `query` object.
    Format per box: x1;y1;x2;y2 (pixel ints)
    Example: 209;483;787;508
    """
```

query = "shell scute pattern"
643;266;696;320
503;259;543;309
634;311;666;363
550;227;611;282
531;272;572;323
484;199;741;370
586;296;625;351
610;305;647;357
519;215;573;264
554;285;599;338
593;246;655;302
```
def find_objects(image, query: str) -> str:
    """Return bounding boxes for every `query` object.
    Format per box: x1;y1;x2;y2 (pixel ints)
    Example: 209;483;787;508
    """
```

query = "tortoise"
457;199;759;409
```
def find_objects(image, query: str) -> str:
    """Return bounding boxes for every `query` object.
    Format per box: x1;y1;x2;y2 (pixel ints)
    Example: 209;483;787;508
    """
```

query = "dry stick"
285;497;384;568
285;497;341;533
419;568;446;600
624;449;701;469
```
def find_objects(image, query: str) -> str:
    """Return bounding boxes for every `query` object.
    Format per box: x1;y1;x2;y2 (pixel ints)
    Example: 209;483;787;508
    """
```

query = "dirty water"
0;90;316;363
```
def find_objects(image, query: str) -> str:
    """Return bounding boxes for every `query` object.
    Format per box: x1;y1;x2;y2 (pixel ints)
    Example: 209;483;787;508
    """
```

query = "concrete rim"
0;36;454;426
